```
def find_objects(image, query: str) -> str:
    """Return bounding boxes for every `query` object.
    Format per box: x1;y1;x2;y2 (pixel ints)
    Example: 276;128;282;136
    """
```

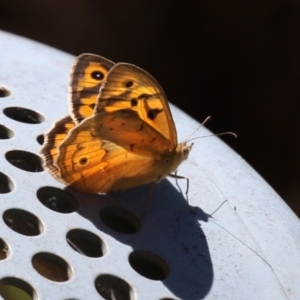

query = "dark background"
1;1;299;216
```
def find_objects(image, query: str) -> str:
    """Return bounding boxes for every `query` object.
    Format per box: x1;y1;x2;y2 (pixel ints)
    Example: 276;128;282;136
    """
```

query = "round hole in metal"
0;124;14;139
0;277;36;300
32;252;72;282
129;250;169;281
0;172;14;193
5;150;43;172
66;229;107;258
0;86;10;97
99;206;141;234
36;134;44;145
3;107;45;124
95;274;133;300
36;186;78;213
0;238;9;260
3;209;43;236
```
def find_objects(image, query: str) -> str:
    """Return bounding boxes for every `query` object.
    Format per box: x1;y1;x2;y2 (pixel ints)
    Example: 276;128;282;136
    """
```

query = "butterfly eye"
91;70;104;80
125;81;134;88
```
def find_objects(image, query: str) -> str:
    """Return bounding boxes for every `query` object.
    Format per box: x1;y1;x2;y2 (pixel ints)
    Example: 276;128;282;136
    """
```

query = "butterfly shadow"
67;179;214;300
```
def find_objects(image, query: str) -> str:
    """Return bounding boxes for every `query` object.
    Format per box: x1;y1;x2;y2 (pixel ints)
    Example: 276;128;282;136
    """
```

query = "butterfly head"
177;142;194;161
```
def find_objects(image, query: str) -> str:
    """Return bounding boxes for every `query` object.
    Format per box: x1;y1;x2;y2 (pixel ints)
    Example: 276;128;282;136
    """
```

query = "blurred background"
1;1;299;216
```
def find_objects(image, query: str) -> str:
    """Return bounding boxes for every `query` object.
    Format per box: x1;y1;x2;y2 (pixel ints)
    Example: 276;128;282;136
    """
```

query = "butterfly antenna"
185;116;212;142
187;131;237;143
185;116;237;143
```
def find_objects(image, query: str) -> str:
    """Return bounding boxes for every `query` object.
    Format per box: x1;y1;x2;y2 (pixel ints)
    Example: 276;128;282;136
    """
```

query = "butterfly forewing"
94;63;178;150
69;54;114;124
56;114;171;193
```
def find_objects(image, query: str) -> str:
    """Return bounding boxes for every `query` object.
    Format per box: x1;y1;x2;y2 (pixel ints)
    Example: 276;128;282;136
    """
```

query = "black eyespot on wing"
131;98;138;107
79;157;88;165
89;103;95;110
138;93;152;100
125;81;133;88
91;70;104;80
147;108;163;120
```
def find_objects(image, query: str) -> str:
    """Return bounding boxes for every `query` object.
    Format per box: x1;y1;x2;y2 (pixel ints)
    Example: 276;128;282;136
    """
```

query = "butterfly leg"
140;182;156;219
169;172;190;205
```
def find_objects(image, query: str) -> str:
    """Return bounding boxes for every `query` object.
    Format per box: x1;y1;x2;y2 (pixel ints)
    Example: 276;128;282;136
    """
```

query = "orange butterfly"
41;54;192;193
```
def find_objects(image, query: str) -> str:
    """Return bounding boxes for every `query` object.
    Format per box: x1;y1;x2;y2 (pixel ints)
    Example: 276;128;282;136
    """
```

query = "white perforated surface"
0;30;300;300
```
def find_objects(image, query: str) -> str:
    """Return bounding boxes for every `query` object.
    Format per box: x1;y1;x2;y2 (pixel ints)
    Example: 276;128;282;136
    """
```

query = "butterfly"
40;53;193;193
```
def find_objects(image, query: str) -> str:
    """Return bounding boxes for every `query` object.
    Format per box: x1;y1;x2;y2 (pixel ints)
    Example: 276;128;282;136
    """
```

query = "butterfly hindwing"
56;110;180;193
40;115;76;179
